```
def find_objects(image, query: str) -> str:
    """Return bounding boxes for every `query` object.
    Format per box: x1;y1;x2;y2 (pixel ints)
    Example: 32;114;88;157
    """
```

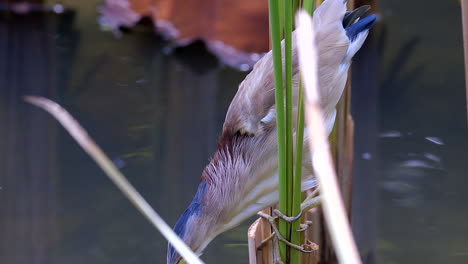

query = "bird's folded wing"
222;48;277;136
222;0;349;137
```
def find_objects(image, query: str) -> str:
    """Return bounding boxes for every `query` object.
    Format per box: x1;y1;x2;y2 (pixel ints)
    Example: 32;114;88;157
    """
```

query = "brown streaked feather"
222;49;276;136
223;0;350;137
223;37;300;136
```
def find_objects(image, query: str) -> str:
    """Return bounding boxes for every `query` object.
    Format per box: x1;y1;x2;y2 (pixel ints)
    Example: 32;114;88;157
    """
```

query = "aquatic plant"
268;0;315;262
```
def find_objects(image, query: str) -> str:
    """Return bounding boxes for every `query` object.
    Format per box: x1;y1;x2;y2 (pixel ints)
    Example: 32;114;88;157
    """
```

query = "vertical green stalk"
293;0;300;20
268;0;288;260
284;0;295;261
269;0;315;262
291;2;314;263
303;0;315;15
278;0;285;38
290;81;305;264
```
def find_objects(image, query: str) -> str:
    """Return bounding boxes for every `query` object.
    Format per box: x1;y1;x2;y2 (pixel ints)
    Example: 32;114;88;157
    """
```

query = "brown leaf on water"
101;0;270;68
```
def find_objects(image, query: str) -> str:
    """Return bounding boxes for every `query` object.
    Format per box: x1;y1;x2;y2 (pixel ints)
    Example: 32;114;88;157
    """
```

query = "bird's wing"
223;0;349;137
314;0;349;113
223;35;301;136
222;48;278;136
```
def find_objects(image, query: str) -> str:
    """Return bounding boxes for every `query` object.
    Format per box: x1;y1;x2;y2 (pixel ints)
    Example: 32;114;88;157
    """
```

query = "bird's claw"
273;208;303;223
258;233;276;250
255;194;322;256
257;212;314;254
300;192;321;212
272;192;321;224
297;221;313;232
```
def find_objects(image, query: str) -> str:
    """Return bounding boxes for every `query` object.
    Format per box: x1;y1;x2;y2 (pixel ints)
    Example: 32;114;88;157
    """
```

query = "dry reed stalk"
300;240;319;264
461;1;468;123
304;190;323;250
343;116;355;212
301;207;321;264
335;80;353;213
24;96;204;264
296;10;361;264
247;219;263;263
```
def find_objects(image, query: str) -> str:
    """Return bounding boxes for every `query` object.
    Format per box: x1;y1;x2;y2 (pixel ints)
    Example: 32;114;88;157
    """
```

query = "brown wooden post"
248;208;274;264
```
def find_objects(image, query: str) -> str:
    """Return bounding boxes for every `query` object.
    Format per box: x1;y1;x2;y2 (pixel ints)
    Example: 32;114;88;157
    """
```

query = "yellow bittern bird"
168;0;376;263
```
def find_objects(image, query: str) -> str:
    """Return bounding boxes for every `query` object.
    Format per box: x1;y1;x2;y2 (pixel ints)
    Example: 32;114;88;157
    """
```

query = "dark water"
373;1;468;263
0;0;467;264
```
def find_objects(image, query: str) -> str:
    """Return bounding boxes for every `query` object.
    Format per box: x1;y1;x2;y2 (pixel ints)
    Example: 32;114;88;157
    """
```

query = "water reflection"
377;1;468;263
0;11;61;264
0;7;249;264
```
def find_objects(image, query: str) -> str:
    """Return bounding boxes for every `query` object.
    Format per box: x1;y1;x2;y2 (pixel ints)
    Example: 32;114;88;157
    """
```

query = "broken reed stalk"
295;11;361;264
23;96;204;264
461;1;468;124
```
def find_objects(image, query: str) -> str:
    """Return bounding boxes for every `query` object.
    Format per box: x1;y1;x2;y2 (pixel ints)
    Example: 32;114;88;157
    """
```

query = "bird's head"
167;182;212;264
167;130;280;264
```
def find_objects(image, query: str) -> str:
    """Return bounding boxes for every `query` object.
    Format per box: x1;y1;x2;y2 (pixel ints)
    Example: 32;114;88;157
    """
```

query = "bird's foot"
272;208;303;223
257;212;314;253
300;192;321;212
271;192;321;228
256;193;321;255
297;220;314;232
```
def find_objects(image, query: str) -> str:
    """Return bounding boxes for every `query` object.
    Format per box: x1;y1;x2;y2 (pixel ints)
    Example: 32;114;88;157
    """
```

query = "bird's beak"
343;5;371;28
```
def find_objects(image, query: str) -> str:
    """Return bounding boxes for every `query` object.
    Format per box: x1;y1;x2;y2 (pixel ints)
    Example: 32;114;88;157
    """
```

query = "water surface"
0;1;467;264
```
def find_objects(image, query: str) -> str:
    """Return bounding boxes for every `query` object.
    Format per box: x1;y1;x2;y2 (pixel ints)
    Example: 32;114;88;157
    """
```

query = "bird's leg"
256;231;284;264
257;230;284;264
301;187;321;210
257;212;314;253
273;240;284;264
256;192;321;255
300;194;321;212
272;208;303;223
262;231;285;264
257;233;275;250
297;220;313;232
272;194;322;226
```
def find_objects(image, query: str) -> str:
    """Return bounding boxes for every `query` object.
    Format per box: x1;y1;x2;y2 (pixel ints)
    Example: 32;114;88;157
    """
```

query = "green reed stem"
279;0;285;38
293;0;299;21
284;0;296;262
290;80;305;264
292;3;314;263
304;0;315;14
269;0;316;262
268;0;288;260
